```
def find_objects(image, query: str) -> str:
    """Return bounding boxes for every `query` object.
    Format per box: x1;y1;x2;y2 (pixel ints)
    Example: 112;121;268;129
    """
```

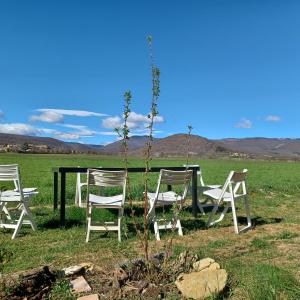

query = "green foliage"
273;231;299;240
250;237;271;249
46;280;75;300
241;264;300;300
206;239;232;250
0;244;12;274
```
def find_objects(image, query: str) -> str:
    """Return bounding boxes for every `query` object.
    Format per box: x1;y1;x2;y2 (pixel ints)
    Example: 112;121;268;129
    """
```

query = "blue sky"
0;0;300;145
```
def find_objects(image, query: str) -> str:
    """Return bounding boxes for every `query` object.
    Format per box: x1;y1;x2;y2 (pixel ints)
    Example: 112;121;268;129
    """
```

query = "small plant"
250;237;270;249
274;231;298;240
46;280;75;300
115;91;144;243
142;35;161;261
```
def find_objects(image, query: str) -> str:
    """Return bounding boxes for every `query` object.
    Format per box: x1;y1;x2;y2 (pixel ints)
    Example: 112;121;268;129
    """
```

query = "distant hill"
129;134;229;158
219;137;300;159
2;132;300;159
0;133;103;154
101;136;154;155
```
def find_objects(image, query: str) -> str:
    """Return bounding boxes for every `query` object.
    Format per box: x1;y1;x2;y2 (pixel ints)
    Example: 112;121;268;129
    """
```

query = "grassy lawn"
1;153;300;299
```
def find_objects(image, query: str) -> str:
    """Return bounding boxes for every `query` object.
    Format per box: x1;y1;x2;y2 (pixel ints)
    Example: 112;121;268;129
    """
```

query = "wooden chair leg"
118;210;122;242
3;204;12;220
244;196;252;227
214;203;229;224
153;219;160;241
231;200;239;234
207;204;219;227
23;202;37;231
12;210;26;240
86;205;92;243
197;199;205;215
177;219;183;236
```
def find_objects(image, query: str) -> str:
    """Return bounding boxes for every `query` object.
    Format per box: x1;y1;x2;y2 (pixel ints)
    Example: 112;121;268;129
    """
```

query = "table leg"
53;172;58;211
60;172;66;227
192;169;198;217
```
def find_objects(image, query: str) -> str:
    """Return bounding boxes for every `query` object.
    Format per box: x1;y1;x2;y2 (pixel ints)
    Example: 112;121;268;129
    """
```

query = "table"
52;166;200;226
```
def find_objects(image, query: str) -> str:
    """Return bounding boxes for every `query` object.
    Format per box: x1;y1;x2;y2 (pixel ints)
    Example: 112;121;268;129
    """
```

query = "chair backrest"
87;169;127;204
154;169;193;203
0;164;23;199
183;164;205;187
219;169;248;201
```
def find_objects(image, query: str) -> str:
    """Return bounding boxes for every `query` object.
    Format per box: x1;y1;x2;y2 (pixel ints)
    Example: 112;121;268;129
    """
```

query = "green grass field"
1;153;300;299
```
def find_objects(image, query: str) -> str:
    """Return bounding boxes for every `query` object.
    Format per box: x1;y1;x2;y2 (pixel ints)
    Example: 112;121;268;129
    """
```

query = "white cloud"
37;108;108;117
58;124;96;137
60;124;87;130
127;111;164;127
54;133;80;140
30;111;64;123
235;118;252;129
98;131;118;136
0;121;115;140
0;111;4;119
265;115;281;122
0;123;40;136
102;111;164;130
102;116;122;129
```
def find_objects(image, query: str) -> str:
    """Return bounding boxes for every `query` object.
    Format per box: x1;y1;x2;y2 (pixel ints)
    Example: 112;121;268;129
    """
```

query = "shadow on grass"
39;218;84;229
246;216;283;226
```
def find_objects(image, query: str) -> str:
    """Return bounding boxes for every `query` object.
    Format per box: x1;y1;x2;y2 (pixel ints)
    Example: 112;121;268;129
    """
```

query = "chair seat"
204;184;221;189
147;191;183;205
14;187;37;193
89;193;123;207
1;190;38;201
203;188;242;201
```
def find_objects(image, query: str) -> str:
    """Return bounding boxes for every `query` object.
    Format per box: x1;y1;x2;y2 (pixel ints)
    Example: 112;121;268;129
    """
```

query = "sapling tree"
115;91;144;243
143;35;160;261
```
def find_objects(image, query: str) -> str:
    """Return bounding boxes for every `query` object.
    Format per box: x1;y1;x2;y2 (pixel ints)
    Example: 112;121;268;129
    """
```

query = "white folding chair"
86;169;127;243
0;164;38;239
75;166;102;208
205;169;252;234
184;165;221;215
147;169;192;241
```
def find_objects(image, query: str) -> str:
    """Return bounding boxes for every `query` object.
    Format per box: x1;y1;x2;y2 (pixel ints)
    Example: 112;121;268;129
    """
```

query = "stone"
63;262;94;276
77;295;99;300
79;262;94;273
175;269;228;300
63;265;84;276
70;276;92;293
193;258;220;272
207;262;220;271
77;294;99;300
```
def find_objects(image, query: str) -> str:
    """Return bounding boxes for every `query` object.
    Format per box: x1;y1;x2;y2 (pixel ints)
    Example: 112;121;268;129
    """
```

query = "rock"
175;269;227;300
193;258;220;272
70;276;92;293
79;262;94;273
77;295;99;300
63;262;94;276
63;265;84;276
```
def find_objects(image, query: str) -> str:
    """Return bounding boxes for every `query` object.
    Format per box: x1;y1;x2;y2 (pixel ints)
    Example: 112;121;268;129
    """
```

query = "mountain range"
1;132;300;160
